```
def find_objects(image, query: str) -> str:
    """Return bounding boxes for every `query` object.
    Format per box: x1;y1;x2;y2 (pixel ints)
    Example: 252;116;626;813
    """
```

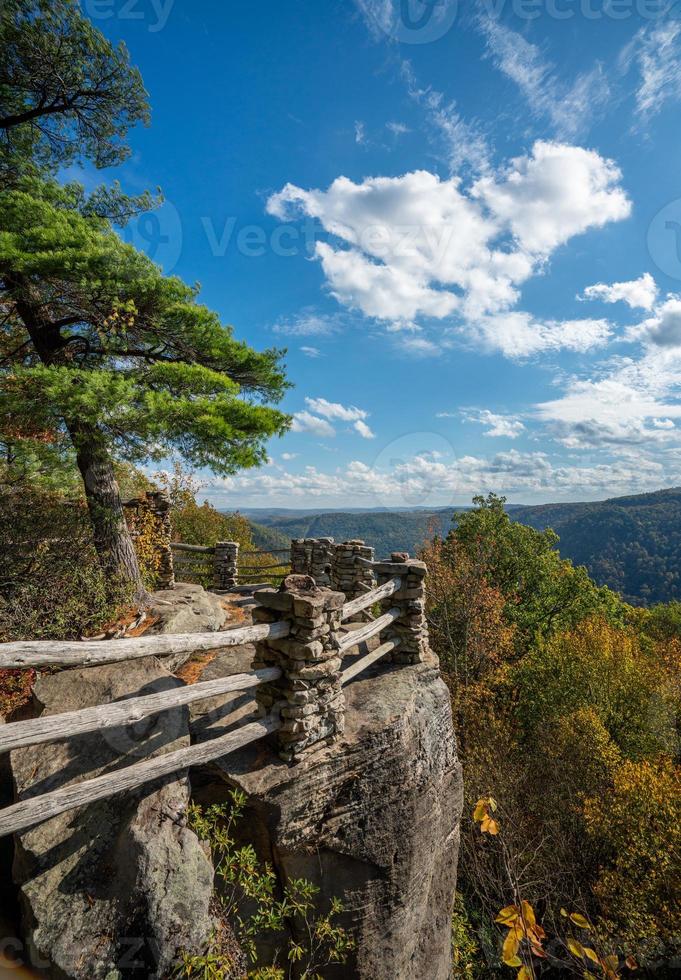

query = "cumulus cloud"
267;143;630;353
629;297;681;348
305;397;368;422
464;409;525;439
291;411;336;437
281;452;299;460
580;272;657;311
472;142;630;256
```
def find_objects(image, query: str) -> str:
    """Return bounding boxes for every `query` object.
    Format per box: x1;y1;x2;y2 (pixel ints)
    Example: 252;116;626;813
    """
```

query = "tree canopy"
0;0;149;181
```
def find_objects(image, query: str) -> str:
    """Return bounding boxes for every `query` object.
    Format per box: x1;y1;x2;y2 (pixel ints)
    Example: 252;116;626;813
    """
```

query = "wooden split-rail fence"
0;547;430;841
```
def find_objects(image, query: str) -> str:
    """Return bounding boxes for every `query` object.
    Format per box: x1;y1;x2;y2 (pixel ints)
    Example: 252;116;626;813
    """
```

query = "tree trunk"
68;421;149;604
8;274;149;603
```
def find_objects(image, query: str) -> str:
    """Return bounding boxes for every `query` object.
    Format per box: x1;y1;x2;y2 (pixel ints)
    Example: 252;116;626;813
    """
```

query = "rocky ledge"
194;650;463;980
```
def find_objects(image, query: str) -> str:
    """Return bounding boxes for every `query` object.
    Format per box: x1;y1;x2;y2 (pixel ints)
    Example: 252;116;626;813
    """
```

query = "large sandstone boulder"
147;583;228;671
10;658;214;979
195;652;462;980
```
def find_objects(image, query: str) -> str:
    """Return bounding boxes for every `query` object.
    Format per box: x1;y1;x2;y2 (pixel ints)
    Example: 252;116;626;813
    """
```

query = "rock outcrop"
10;658;214;979
195;650;462;980
146;583;228;671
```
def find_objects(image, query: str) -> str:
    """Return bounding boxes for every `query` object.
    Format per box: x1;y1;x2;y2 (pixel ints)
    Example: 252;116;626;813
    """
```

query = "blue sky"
83;0;681;509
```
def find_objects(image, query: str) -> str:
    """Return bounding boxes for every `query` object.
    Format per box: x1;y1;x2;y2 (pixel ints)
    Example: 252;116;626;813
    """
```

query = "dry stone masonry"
331;540;376;620
290;537;335;585
123;490;175;589
252;576;345;762
213;541;239;590
376;552;429;665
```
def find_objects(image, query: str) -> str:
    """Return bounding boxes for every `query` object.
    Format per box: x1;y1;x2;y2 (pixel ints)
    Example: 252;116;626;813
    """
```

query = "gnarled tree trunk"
9;273;148;602
68;421;148;603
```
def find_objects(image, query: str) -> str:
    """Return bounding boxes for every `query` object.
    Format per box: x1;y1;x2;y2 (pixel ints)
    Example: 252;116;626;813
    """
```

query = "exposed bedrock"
195;652;463;980
9;658;214;979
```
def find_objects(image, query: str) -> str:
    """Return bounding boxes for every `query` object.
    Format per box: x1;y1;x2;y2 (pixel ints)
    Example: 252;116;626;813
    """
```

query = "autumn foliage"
421;494;681;975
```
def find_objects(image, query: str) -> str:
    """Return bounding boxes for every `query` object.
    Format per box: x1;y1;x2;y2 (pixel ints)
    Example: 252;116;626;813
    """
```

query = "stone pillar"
123;490;175;589
213;541;239;590
289;538;335;585
253;575;345;762
374;552;429;665
331;540;375;620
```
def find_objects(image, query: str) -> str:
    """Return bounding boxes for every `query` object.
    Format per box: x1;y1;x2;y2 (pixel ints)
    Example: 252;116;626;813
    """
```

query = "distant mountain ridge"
235;487;681;605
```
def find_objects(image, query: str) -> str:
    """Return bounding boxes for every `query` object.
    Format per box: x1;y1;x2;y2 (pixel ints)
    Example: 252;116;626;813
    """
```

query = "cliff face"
196;651;463;980
9;659;214;979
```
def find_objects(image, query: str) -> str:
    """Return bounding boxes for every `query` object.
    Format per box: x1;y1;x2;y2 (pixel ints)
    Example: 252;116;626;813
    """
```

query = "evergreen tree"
0;2;291;597
0;181;290;596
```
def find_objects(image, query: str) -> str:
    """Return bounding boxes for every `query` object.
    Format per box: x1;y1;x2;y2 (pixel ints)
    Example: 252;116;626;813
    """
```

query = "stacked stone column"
212;541;239;590
289;537;335;585
331;540;375;621
374;552;430;665
253;577;345;762
123;490;175;589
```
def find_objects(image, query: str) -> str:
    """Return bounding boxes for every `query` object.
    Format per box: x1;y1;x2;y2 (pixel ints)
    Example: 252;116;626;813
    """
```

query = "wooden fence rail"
0;668;282;754
170;543;214;555
0;715;281;839
337;607;401;652
341;576;401;621
0;621;291;670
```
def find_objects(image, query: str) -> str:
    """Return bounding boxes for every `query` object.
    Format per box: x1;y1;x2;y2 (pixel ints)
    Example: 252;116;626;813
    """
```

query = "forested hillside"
246;487;681;605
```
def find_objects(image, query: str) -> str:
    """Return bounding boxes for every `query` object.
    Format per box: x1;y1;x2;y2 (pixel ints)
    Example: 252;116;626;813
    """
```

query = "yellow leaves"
496;901;546;974
473;797;500;835
502;930;522;967
568;938;586;959
570;913;591;930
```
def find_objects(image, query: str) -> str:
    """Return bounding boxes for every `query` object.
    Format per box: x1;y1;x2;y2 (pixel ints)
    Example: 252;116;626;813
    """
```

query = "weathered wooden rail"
0;549;429;839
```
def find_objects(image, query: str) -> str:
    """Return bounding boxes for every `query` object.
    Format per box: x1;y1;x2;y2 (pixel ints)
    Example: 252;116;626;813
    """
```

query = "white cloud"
267;143;630;349
629;296;681;347
477;15;609;139
624;21;681;120
208;446;667;508
354;419;376;439
473;142;630;256
281;452;299;460
400;60;490;174
464;409;525;439
305;397;368;422
535;346;681;448
581;272;658;311
300;346;323;358
355;120;367;145
272;308;343;336
466;312;612;359
386;121;409;136
291;411;336;437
